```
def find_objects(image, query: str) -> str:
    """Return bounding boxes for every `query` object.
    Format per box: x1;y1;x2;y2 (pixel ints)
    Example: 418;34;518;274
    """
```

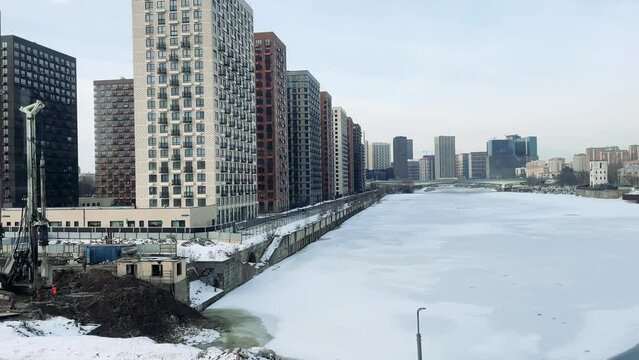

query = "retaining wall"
192;191;384;300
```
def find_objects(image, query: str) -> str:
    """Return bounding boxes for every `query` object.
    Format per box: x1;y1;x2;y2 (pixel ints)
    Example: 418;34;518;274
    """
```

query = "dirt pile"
36;269;209;342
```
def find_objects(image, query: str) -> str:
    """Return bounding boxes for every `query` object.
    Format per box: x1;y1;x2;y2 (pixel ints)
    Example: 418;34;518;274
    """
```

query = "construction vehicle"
0;100;50;295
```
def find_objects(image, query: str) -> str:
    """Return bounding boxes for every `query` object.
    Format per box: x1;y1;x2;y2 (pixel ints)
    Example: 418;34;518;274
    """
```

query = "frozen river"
211;189;639;360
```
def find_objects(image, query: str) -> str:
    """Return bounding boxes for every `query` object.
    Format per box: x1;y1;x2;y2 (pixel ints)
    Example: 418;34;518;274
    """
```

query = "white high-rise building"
332;107;349;197
132;0;257;225
369;142;391;170
590;160;608;187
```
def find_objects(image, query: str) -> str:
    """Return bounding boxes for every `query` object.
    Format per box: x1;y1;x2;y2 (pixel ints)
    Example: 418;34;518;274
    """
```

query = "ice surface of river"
212;190;639;360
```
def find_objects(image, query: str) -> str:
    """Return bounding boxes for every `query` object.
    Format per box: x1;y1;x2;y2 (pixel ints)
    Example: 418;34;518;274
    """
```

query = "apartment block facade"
369;142;391;170
456;153;469;179
468;151;487;179
254;32;288;213
332;107;349;197
94;79;136;206
0;35;79;208
434;136;456;179
352;123;365;193
287;70;321;208
319;91;334;201
132;0;258;225
393;136;408;180
419;155;435;181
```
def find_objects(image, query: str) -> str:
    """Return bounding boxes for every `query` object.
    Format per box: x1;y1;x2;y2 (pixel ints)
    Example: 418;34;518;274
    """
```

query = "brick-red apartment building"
255;32;289;213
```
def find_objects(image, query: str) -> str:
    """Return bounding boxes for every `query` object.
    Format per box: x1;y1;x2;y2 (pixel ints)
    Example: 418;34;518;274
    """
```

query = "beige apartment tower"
132;0;258;226
332;107;350;197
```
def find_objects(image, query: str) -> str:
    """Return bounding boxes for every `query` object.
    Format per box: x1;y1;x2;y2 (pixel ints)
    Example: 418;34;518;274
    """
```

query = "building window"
87;221;102;227
126;264;137;276
176;262;183;276
151;264;163;277
148;220;163;227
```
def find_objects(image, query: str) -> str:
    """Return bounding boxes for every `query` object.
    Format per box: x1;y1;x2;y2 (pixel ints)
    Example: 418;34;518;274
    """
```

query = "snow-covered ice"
212;189;639;360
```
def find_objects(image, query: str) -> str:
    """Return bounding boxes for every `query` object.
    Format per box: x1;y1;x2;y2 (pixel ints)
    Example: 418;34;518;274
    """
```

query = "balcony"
183;167;194;173
170;105;180;111
160;192;170;199
159;167;169;174
169;54;179;62
182;92;192;98
156;43;167;50
157;93;167;99
181;67;192;73
158;118;168;125
171;130;181;136
159;143;169;149
157;68;167;74
184;192;194;198
169;80;179;86
181;41;191;49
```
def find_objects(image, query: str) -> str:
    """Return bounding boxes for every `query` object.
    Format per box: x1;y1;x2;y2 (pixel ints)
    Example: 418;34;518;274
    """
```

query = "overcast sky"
2;0;639;172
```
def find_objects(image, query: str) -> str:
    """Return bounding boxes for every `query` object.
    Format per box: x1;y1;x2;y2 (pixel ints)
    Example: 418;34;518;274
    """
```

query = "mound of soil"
36;269;208;342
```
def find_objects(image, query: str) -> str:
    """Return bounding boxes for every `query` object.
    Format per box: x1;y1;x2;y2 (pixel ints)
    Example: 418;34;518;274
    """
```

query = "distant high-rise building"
352;124;365;193
406;139;414;160
572;153;589;183
629;145;639;161
590;161;608;187
320;92;335;201
487;135;537;179
347;118;355;194
255;32;289;213
572;154;589;173
585;146;629;164
1;35;79;208
370;142;391;170
363;139;369;171
407;160;420;181
434;136;456;179
393;136;409;180
132;0;257;224
94;79;135;206
456;153;470;179
287;70;322;208
419;155;435;181
332;107;349;197
468;152;487;179
547;158;566;176
526;160;547;179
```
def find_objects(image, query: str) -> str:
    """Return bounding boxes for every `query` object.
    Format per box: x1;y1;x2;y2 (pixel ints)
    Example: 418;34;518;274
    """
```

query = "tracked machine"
0;100;51;296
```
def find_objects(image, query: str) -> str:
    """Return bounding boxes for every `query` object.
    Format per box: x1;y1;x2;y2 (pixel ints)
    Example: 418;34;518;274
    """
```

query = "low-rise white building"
590;160;609;187
116;256;189;303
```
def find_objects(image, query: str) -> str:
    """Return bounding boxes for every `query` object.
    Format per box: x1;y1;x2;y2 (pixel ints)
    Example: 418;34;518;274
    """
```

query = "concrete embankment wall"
193;191;384;299
576;189;629;199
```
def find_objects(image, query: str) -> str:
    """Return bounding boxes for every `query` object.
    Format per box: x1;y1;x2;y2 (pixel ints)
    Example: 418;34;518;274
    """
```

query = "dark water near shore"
203;308;272;349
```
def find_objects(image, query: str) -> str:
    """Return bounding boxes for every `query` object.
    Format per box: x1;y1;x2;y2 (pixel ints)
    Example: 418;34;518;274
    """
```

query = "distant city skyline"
2;0;639;172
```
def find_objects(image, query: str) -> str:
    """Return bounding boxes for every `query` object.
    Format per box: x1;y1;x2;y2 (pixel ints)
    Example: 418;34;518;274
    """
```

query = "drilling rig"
0;100;50;294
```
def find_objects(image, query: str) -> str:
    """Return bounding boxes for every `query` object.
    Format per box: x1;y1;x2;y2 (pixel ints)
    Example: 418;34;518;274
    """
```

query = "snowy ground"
177;213;323;262
212;189;639;360
0;317;274;360
190;280;224;307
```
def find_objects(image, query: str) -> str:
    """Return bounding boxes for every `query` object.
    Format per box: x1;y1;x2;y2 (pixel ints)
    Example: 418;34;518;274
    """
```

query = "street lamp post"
416;307;426;360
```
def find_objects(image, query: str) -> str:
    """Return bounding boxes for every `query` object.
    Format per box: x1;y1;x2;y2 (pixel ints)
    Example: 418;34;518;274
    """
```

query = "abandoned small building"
115;256;189;303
